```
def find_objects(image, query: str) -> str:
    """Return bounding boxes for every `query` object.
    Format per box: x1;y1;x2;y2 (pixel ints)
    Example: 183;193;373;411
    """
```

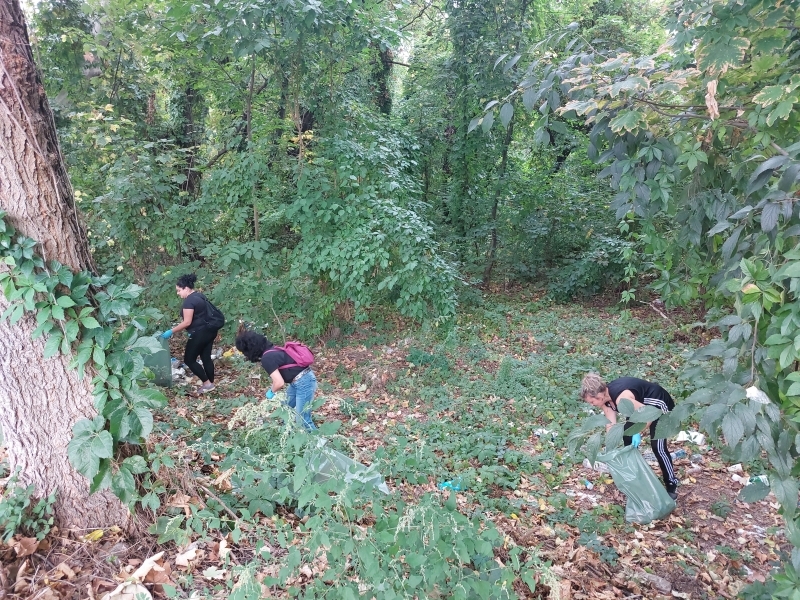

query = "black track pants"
184;327;217;383
623;416;678;493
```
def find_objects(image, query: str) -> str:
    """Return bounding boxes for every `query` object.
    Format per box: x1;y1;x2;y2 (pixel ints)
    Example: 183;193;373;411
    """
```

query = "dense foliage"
11;0;800;594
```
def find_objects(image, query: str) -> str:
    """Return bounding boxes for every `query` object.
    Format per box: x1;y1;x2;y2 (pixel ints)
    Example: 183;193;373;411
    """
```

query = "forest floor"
1;289;787;599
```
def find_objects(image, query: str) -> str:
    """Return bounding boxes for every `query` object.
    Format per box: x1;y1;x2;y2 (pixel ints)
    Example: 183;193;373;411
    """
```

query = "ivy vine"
0;210;168;509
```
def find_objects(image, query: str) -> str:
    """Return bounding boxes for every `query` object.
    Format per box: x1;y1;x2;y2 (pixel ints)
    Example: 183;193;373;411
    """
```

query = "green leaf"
56;295;77;308
738;480;770;503
91;430;113;459
767;100;795;126
90;459;112;493
67;432;100;480
609;76;649;97
696;37;749;74
481;110;494;133
43;333;63;359
81;316;101;329
628;405;664;423
772;477;798;517
722;411;745;447
111;467;137;505
753;85;786;107
122;455;149;475
499;102;514;128
609;110;645;133
605;422;625;449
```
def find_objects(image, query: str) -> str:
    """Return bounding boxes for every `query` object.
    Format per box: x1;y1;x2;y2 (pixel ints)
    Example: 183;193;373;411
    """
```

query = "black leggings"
624;420;678;492
184;327;217;383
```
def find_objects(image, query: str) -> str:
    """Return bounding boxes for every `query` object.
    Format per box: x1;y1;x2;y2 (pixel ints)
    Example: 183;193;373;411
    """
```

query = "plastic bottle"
583;480;594;490
672;449;687;460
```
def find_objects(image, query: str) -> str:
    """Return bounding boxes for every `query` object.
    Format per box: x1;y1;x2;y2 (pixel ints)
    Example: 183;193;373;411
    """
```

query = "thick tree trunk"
0;0;129;530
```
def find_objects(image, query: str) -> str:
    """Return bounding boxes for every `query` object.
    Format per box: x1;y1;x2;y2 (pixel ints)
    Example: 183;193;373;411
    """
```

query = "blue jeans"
285;370;317;430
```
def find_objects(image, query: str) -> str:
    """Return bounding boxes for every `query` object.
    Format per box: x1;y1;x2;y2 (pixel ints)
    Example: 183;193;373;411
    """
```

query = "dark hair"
235;330;273;363
176;273;197;289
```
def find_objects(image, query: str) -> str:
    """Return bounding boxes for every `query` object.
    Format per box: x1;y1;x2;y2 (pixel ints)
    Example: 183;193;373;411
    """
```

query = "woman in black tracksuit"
159;273;219;394
581;373;679;500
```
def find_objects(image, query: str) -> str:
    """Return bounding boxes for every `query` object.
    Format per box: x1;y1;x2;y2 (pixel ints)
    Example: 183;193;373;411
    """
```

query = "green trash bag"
306;439;390;494
143;337;172;387
596;445;675;524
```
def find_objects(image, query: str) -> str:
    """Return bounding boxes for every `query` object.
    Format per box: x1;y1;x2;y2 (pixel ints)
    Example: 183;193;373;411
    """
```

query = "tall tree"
0;0;129;529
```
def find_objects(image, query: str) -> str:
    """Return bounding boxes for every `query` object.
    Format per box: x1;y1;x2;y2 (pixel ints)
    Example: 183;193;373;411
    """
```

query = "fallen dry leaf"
81;529;105;543
131;551;165;580
13;537;37;557
54;562;76;580
175;546;198;568
213;467;235;491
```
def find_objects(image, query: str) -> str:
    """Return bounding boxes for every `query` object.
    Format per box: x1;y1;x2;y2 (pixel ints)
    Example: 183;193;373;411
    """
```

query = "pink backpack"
263;342;315;370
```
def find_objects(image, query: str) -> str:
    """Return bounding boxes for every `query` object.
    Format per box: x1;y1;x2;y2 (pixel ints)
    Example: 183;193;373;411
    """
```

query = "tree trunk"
482;121;514;286
0;0;129;530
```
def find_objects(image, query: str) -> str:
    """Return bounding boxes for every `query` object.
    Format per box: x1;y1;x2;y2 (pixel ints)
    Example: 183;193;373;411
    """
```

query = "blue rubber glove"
631;433;642;448
160;329;173;340
266;389;275;400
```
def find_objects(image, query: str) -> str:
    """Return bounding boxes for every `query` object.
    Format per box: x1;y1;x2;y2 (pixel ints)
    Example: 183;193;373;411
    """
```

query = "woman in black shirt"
581;373;679;499
160;273;219;393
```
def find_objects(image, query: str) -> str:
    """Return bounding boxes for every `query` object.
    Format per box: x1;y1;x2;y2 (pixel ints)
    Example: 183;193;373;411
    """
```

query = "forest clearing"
1;0;800;597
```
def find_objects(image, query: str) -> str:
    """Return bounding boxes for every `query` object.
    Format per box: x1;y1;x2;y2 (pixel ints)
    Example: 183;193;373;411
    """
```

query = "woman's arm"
602;404;617;431
170;308;194;334
269;369;286;393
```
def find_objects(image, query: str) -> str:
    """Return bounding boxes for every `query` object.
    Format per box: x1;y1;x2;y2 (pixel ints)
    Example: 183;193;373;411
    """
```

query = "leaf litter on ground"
0;291;788;599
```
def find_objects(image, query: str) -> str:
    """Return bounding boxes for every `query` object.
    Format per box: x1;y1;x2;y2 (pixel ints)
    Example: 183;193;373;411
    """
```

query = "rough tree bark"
0;0;130;530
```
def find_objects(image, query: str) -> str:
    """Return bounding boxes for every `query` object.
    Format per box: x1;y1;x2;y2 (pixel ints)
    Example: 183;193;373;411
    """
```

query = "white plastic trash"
583;458;610;473
307;439;390;494
675;430;706;445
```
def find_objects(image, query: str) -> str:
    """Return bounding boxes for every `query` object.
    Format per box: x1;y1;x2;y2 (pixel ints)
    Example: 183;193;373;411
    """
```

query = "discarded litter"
534;428;558;439
748;475;768;486
690;454;704;464
642;449;686;463
438;477;464;491
583;458;610;473
306;438;390;494
675;430;706;445
727;463;743;473
583;479;594;490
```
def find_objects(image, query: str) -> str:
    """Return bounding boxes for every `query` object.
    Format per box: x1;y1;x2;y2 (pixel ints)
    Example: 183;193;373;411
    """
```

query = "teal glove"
160;329;173;339
266;389;275;400
631;433;642;448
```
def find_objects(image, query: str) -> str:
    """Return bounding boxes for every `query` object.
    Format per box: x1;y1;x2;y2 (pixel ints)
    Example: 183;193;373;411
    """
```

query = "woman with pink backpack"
235;331;318;430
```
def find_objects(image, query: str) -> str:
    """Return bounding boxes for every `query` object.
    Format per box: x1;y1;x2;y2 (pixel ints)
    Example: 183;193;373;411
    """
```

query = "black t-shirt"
182;292;208;333
261;348;305;383
605;377;674;413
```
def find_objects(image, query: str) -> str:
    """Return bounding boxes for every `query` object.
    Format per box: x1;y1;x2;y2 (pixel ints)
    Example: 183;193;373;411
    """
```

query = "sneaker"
198;382;216;393
667;491;678;501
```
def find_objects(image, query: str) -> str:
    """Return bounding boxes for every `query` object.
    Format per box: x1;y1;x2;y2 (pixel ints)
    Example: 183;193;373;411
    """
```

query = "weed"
578;532;619;565
710;498;733;520
0;471;56;542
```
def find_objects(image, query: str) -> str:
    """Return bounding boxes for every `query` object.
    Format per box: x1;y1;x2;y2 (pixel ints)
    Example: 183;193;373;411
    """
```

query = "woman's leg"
198;330;216;383
651;420;678;493
184;332;208;382
289;372;317;430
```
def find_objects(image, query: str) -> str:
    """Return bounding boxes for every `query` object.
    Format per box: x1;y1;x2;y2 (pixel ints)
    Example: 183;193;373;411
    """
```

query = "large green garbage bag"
596;445;675;524
143;337;172;387
306;439;390;494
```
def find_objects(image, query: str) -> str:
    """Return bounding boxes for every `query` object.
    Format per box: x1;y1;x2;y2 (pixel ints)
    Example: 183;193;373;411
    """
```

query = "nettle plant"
0;211;168;509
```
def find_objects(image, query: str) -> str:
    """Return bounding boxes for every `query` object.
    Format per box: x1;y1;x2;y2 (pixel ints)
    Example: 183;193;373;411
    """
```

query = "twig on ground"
640;300;678;328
